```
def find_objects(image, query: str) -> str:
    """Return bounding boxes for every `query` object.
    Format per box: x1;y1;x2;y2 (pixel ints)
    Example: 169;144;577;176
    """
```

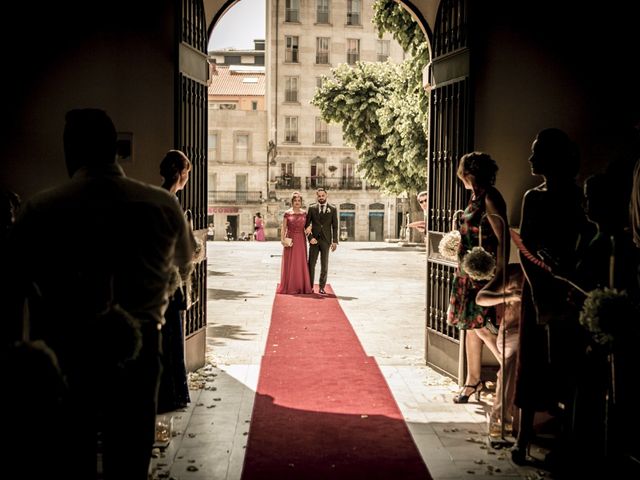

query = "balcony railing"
305;176;363;190
275;176;302;190
208;191;262;204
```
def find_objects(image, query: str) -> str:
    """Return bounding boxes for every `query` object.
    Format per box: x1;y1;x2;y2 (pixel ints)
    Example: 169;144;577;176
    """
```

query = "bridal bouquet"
462;246;496;281
438;230;461;260
579;287;636;349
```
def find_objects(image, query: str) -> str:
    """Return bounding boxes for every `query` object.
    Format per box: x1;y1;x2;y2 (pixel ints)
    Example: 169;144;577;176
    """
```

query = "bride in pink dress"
276;192;313;294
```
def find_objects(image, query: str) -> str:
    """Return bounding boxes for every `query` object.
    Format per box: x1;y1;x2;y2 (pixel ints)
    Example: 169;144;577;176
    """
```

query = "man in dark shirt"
6;109;193;479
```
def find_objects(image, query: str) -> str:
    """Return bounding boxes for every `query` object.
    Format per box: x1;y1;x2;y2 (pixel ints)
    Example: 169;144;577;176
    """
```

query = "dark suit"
305;202;339;289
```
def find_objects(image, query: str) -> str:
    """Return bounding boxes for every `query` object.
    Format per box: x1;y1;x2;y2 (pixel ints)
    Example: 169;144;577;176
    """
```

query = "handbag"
283;237;293;247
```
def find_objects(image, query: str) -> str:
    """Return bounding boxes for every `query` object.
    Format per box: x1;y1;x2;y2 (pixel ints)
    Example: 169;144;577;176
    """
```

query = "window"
285;0;300;22
316;0;330;24
347;0;361;25
315;117;329;144
376;40;390;62
342;162;355;178
208;132;219;162
316;37;330;64
316;76;326;89
285;76;299;102
281;162;294;176
346;39;360;65
208;172;217;192
251;101;258;110
235;133;249;162
208;172;217;206
213;102;237;110
285;36;299;63
310;158;325;188
310;159;325;177
285;117;298;143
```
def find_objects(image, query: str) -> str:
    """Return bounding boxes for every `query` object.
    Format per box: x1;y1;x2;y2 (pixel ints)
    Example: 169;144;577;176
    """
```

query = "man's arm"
331;205;339;244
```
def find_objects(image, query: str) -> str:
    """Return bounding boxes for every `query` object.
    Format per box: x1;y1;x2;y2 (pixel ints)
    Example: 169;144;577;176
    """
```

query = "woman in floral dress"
447;152;509;403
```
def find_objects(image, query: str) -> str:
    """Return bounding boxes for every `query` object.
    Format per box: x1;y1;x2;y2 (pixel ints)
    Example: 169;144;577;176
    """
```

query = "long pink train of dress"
255;218;265;241
276;211;313;294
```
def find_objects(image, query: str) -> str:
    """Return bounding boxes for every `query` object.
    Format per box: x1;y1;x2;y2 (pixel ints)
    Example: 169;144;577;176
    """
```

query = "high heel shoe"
452;380;484;404
510;444;528;465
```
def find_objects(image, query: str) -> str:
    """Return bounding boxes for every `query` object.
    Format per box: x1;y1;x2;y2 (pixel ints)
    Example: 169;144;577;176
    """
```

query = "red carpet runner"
241;285;432;480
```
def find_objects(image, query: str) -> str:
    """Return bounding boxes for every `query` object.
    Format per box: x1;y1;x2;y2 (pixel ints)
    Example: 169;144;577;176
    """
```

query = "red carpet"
241;285;432;480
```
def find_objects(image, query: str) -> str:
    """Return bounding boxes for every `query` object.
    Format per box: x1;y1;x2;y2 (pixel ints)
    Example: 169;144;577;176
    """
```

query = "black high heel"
452;380;484;404
510;444;528;465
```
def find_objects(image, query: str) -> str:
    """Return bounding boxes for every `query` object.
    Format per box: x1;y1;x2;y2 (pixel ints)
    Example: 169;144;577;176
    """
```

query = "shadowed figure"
157;149;198;414
512;128;593;469
4;109;194;480
571;172;640;474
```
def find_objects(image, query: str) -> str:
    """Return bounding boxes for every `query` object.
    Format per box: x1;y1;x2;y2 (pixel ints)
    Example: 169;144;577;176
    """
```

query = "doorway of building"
368;211;384;241
226;215;238;240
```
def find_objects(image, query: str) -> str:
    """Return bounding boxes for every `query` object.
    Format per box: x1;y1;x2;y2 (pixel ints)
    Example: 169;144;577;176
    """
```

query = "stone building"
208;44;268;241
264;0;408;241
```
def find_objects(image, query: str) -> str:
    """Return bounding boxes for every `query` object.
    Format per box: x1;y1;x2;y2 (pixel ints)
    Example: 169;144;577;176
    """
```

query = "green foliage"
372;0;426;56
311;1;429;195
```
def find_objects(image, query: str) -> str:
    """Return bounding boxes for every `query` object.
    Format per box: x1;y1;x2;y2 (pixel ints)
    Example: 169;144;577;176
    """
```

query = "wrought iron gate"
425;0;472;380
177;0;208;371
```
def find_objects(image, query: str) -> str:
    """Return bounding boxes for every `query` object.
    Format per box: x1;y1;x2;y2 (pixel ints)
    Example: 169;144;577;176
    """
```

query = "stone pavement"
150;241;552;479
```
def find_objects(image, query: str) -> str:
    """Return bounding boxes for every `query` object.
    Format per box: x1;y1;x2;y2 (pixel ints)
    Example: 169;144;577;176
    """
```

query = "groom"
305;187;338;294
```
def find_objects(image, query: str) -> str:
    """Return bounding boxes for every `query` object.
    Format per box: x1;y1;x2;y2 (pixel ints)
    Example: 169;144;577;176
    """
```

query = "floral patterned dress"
446;192;498;330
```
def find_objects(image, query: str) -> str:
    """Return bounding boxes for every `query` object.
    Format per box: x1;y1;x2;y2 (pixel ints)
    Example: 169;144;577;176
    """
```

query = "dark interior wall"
1;0;177;201
470;1;640;226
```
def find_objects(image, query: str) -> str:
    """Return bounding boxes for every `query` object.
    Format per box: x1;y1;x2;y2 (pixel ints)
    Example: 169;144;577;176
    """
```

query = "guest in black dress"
158;149;197;413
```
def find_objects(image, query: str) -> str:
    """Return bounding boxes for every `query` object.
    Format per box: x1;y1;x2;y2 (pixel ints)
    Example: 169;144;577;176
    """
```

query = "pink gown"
276;211;313;294
255;218;265;241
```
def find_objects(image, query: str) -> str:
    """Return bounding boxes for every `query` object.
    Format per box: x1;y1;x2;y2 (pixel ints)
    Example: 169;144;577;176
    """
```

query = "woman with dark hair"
276;192;313;294
447;152;509;404
512;128;591;466
158;149;195;413
254;212;265;241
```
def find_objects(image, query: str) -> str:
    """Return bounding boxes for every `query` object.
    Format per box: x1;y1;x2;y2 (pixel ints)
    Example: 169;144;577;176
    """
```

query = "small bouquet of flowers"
438;230;461;260
579;287;636;349
438;209;464;261
462;246;496;281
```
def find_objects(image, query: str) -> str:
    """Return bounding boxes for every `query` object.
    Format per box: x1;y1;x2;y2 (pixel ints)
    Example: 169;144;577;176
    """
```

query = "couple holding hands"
276;188;338;295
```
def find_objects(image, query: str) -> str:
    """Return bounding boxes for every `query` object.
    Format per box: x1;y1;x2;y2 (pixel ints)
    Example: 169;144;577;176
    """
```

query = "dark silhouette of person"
571;173;640;475
512;128;592;469
4;109;194;479
157;149;197;414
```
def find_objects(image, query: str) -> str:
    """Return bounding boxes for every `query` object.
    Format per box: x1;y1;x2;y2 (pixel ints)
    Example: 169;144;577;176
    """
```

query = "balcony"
275;176;302;190
208;191;262;204
305;176;363;190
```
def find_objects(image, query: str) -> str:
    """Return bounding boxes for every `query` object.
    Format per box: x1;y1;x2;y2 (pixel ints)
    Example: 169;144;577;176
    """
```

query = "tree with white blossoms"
311;0;429;196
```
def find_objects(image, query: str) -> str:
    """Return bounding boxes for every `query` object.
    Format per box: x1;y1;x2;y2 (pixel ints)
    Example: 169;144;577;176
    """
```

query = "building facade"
207;55;268;241
265;0;406;241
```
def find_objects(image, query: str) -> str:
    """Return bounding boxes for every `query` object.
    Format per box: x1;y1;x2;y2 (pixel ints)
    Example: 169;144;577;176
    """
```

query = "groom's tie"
320;205;325;214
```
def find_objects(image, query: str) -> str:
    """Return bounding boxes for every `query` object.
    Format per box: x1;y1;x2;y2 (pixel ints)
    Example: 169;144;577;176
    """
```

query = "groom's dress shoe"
319;288;326;294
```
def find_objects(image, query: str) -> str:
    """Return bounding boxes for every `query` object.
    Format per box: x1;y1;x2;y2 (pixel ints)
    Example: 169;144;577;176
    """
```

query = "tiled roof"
208;65;265;96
